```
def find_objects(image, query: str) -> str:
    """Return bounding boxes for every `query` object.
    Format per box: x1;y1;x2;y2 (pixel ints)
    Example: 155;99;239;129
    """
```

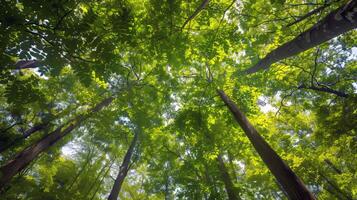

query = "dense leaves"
0;0;356;199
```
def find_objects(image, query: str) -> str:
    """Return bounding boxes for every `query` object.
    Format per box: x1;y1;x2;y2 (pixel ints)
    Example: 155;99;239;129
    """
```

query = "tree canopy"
0;0;356;199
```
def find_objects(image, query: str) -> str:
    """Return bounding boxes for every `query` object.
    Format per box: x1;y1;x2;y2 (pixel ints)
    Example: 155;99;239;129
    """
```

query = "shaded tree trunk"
217;153;241;200
319;172;352;200
245;0;357;74
217;90;315;200
14;60;41;70
324;159;342;174
0;97;113;189
0;123;48;154
108;130;139;200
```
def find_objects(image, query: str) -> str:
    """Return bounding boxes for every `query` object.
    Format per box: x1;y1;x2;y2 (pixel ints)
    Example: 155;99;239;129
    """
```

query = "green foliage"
0;0;356;199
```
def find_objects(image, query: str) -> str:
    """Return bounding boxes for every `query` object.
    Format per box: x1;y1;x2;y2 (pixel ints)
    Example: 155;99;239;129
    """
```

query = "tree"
108;129;139;200
0;97;113;189
218;90;315;199
0;0;356;199
217;153;241;200
245;0;357;74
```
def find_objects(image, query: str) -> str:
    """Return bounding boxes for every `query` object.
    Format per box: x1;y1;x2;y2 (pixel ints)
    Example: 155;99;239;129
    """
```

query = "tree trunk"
319;172;352;200
217;153;241;200
245;0;357;74
324;159;342;174
0;123;48;154
0;97;113;189
108;130;139;200
217;90;315;200
14;60;41;70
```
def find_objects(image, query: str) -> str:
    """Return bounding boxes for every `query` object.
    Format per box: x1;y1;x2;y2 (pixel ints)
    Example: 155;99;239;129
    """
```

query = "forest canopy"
0;0;356;199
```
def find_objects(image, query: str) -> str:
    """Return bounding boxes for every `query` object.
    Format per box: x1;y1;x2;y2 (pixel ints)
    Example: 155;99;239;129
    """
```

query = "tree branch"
181;0;210;30
286;3;331;27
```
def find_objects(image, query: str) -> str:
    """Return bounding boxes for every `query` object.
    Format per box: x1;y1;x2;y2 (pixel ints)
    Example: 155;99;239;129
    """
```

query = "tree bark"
108;130;139;200
0;123;48;154
298;84;348;98
217;90;315;200
319;172;352;200
217;153;241;200
14;60;41;70
286;3;331;27
0;97;113;189
324;159;342;174
245;0;357;74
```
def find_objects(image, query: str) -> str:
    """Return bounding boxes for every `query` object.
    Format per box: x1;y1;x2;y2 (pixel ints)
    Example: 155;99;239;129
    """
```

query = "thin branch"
181;0;210;30
53;7;76;31
311;48;320;86
286;3;331;27
275;89;297;116
298;84;348;98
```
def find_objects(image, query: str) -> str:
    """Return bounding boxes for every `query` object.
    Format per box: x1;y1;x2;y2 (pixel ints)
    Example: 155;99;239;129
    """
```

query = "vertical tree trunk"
0;97;113;189
245;0;357;74
217;90;315;200
217;153;241;200
108;130;139;200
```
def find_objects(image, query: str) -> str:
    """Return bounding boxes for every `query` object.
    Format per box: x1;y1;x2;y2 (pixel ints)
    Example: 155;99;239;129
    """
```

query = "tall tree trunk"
319;172;352;200
245;0;357;74
217;90;315;200
108;130;139;200
14;60;41;70
324;159;342;174
0;97;113;189
0;103;79;154
0;123;48;154
217;153;241;200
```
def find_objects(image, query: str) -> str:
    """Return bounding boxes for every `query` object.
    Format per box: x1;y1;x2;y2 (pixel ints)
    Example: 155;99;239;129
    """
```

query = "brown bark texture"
0;97;113;189
108;130;138;200
217;90;315;200
217;153;241;200
246;0;357;74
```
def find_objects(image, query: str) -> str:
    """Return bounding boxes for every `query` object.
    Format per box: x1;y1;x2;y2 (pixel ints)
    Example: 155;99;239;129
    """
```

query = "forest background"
0;0;356;199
